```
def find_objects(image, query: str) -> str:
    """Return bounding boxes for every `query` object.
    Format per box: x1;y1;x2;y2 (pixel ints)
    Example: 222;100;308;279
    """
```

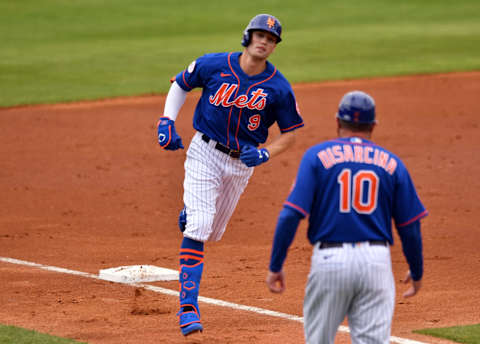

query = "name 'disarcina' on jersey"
318;143;398;175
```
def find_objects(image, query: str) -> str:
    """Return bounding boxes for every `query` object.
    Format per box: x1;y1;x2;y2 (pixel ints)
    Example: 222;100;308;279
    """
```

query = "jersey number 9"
247;114;261;131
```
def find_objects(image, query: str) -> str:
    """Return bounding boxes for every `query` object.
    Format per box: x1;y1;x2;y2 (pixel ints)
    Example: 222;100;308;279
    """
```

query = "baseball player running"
266;91;427;344
157;14;304;336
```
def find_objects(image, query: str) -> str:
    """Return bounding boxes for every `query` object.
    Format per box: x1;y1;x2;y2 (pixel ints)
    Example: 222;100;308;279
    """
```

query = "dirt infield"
1;72;479;344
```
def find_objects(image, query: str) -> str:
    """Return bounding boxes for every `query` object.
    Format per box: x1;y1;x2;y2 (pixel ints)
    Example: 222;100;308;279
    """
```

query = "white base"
98;265;178;283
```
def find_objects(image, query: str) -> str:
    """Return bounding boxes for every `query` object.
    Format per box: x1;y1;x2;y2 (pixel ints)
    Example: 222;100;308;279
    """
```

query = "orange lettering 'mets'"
209;83;268;110
316;144;398;175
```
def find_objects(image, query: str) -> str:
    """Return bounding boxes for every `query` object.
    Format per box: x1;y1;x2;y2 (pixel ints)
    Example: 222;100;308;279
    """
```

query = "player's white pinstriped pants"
303;242;395;344
182;132;254;242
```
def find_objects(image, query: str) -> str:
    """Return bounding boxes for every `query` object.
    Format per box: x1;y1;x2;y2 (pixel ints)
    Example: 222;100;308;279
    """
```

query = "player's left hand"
266;270;285;293
240;145;270;167
402;270;422;298
157;116;184;150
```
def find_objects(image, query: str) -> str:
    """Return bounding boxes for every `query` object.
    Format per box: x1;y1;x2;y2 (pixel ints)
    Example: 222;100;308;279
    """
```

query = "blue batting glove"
157;116;184;150
240;145;270;167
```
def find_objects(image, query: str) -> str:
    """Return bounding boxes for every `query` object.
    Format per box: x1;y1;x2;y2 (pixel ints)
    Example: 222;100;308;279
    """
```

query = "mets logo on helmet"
353;111;360;122
209;83;268;110
267;17;275;28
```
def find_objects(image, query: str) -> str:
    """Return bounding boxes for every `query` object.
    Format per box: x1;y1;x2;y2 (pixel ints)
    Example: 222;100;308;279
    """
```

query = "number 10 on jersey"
337;169;379;214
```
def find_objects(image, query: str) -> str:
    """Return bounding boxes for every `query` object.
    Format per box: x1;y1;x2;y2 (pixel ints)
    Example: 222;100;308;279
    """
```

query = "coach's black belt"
201;134;240;159
319;240;387;249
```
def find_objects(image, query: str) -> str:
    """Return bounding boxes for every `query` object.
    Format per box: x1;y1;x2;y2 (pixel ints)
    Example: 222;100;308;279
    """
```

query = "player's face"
247;30;277;59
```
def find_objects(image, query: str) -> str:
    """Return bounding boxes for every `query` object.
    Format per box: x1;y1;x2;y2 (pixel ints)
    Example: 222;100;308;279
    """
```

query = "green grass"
1;0;479;107
414;324;480;344
0;324;85;344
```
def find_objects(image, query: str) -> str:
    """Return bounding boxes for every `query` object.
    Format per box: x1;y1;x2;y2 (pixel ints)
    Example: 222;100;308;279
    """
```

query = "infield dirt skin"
1;72;479;344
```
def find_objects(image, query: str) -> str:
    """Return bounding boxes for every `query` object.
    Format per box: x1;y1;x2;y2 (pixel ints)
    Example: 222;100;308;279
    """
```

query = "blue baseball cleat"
178;308;203;336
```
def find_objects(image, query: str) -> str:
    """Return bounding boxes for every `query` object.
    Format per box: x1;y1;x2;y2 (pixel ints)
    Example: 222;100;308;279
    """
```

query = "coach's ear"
366;122;376;138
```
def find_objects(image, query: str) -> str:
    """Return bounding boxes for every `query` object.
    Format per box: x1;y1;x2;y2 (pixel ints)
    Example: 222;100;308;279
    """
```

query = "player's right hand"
157;116;184;150
266;270;285;293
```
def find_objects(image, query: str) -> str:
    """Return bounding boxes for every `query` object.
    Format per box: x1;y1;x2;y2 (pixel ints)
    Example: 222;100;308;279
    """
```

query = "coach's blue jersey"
174;52;304;150
285;137;428;245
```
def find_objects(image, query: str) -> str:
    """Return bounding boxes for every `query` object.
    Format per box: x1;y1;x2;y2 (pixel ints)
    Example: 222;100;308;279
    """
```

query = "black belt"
201;134;240;159
319;240;387;249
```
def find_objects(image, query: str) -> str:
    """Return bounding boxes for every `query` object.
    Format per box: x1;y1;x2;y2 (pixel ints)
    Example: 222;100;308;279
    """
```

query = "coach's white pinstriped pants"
303;242;395;344
182;132;253;242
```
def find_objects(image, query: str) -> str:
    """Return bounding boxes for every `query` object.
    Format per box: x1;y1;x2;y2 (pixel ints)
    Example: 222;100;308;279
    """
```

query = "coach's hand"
402;270;422;298
240;145;270;167
157;116;184;150
266;270;285;293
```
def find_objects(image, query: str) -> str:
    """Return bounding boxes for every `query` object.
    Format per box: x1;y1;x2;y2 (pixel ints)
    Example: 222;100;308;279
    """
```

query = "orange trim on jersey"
280;122;304;132
234;67;278;150
284;201;308;217
397;210;429;227
182;70;192;89
226;52;241;148
179;248;204;256
179;255;204;262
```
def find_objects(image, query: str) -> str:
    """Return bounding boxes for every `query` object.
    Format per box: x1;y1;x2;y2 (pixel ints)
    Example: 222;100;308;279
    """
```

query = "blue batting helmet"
241;14;282;47
336;91;376;124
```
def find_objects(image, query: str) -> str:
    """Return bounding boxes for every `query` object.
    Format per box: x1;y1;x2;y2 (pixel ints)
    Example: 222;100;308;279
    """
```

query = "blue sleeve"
275;85;304;133
284;149;317;216
393;162;428;227
269;207;303;272
397;220;423;281
175;55;208;91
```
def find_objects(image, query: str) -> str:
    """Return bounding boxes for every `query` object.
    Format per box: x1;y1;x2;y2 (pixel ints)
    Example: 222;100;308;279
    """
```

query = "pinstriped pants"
303;242;395;344
182;132;254;242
